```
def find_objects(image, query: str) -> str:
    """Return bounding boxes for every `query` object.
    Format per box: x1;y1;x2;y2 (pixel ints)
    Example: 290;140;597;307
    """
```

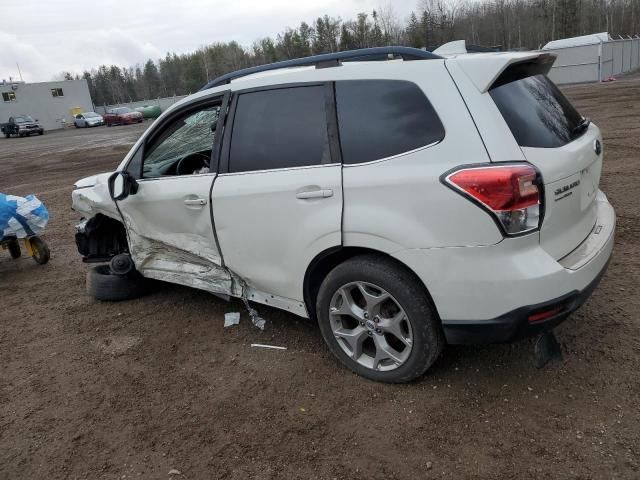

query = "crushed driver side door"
116;92;241;297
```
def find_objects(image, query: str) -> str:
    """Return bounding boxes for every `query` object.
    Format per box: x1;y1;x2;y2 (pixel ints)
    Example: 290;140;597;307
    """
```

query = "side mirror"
35;119;39;122
108;171;138;201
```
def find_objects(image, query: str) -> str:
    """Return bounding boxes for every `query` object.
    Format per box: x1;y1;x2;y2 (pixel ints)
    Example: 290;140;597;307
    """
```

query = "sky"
0;0;419;82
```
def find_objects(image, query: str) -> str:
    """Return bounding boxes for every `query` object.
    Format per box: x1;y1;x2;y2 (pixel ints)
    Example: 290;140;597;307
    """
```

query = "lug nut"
375;328;382;334
374;316;380;323
360;321;365;327
363;312;369;319
367;331;373;336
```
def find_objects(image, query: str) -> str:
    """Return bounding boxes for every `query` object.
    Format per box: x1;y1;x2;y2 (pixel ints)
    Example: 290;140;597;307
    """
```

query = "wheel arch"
303;246;441;323
76;213;129;262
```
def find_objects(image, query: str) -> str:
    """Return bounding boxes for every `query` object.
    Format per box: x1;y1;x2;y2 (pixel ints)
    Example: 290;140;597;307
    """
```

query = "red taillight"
528;306;563;323
445;164;542;235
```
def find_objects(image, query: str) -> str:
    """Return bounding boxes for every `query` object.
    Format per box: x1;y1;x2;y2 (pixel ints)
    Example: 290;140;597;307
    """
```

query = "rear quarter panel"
341;61;503;252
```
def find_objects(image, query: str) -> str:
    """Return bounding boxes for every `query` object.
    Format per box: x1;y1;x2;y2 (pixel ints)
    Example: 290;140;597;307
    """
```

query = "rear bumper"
441;257;610;344
393;190;615;345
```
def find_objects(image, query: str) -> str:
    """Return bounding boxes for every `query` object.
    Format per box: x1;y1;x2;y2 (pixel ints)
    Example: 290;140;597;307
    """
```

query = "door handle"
184;198;207;206
296;189;333;199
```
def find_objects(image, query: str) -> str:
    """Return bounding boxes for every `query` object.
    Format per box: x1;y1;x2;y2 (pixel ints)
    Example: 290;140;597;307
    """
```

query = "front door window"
143;103;221;178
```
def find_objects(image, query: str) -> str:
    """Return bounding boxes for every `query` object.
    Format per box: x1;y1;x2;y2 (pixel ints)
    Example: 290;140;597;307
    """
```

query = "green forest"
61;0;640;106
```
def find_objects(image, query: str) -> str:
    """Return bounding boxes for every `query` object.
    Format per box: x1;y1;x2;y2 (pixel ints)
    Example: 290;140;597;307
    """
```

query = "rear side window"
490;74;584;148
229;86;331;173
335;80;444;164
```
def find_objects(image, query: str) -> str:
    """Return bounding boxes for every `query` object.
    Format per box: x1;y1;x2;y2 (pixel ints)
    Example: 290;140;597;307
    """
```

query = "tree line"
60;0;640;106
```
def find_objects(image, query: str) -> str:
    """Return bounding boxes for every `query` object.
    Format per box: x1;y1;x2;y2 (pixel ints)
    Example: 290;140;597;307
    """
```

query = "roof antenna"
16;62;24;82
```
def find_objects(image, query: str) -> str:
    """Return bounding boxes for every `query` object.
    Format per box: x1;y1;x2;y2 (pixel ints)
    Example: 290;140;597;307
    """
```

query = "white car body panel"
395;191;614;320
212;164;342;315
444;59;527;162
341;63;502;251
72;173;120;220
116;174;238;296
523;124;603;260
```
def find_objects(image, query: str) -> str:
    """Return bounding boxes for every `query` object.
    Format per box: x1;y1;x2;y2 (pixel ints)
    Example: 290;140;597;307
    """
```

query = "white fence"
546;36;640;84
94;95;189;115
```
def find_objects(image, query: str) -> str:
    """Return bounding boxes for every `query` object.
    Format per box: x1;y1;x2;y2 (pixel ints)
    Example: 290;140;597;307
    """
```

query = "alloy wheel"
329;281;413;371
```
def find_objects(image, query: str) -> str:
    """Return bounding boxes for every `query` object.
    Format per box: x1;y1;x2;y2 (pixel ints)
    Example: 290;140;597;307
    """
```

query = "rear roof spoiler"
449;52;557;93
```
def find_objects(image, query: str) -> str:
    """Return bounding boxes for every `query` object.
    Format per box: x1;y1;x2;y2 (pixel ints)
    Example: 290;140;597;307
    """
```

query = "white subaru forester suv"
72;47;615;383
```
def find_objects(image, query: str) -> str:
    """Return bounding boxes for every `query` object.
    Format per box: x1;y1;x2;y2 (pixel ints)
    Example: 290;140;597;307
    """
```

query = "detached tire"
316;254;444;383
87;265;147;301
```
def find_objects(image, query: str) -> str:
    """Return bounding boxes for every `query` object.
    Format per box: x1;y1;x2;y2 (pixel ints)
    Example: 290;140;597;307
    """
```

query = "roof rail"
199;46;442;91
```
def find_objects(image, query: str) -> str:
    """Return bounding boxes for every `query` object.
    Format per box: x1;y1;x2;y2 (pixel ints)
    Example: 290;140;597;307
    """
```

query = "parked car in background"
104;107;143;126
1;115;44;138
135;105;162;119
74;112;104;128
72;47;615;383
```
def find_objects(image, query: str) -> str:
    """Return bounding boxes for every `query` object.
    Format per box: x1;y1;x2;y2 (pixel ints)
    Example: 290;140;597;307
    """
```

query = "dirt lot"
1;78;639;479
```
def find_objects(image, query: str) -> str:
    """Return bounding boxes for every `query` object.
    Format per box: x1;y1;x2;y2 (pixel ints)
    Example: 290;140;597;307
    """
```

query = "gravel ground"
0;78;639;480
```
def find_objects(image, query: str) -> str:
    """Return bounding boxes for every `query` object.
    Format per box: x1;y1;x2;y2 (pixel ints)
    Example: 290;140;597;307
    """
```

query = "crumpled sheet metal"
71;174;120;219
0;193;49;239
120;214;269;330
125;221;241;298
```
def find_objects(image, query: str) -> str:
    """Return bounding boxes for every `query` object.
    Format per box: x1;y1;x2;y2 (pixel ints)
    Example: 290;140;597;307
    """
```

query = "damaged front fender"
72;172;120;220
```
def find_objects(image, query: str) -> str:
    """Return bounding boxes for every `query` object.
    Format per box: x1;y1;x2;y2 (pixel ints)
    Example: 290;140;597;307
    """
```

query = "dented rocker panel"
123;219;240;297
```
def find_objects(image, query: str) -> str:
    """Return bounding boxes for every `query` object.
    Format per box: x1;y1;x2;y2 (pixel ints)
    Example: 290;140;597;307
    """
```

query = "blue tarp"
0;193;49;239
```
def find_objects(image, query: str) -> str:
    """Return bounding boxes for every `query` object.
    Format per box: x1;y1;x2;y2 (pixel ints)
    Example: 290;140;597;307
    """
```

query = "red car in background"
104;107;143;126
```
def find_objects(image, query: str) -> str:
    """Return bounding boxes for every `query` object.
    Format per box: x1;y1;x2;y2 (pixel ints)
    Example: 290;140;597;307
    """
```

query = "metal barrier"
546;36;640;84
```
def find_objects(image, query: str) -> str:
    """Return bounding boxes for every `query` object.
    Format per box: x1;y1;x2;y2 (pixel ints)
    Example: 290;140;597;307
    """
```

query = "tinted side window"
229;86;330;173
336;80;444;164
489;74;583;148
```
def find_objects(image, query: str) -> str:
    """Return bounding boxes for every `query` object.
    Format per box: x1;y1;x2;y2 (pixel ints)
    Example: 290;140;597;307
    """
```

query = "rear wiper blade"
572;117;591;135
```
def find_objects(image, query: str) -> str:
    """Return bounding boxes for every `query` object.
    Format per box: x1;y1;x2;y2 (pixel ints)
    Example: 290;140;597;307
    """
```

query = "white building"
0;79;93;131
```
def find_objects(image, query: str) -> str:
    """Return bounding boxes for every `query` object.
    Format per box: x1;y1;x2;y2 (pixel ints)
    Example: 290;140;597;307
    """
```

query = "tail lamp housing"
442;163;543;236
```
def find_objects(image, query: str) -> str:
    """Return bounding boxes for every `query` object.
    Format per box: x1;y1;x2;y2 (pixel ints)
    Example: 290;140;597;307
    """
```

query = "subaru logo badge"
593;139;602;155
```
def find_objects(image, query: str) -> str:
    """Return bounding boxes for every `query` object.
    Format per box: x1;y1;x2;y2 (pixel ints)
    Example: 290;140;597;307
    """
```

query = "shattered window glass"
143;105;220;178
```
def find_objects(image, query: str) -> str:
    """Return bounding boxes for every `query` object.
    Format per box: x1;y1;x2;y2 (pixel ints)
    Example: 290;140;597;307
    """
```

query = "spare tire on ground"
87;265;148;301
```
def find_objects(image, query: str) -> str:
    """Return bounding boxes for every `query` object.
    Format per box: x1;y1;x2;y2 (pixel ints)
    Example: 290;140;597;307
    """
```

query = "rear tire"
316;254;444;383
87;265;147;301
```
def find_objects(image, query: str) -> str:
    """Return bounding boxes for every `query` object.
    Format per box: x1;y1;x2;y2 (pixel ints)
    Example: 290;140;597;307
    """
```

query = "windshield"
84;112;99;118
14;115;34;123
111;107;132;114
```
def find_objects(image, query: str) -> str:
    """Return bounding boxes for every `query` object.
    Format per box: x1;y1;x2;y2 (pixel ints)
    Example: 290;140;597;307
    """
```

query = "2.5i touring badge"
554;179;580;201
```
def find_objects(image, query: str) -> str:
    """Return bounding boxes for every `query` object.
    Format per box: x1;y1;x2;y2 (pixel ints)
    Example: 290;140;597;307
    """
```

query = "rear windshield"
490;74;584;148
